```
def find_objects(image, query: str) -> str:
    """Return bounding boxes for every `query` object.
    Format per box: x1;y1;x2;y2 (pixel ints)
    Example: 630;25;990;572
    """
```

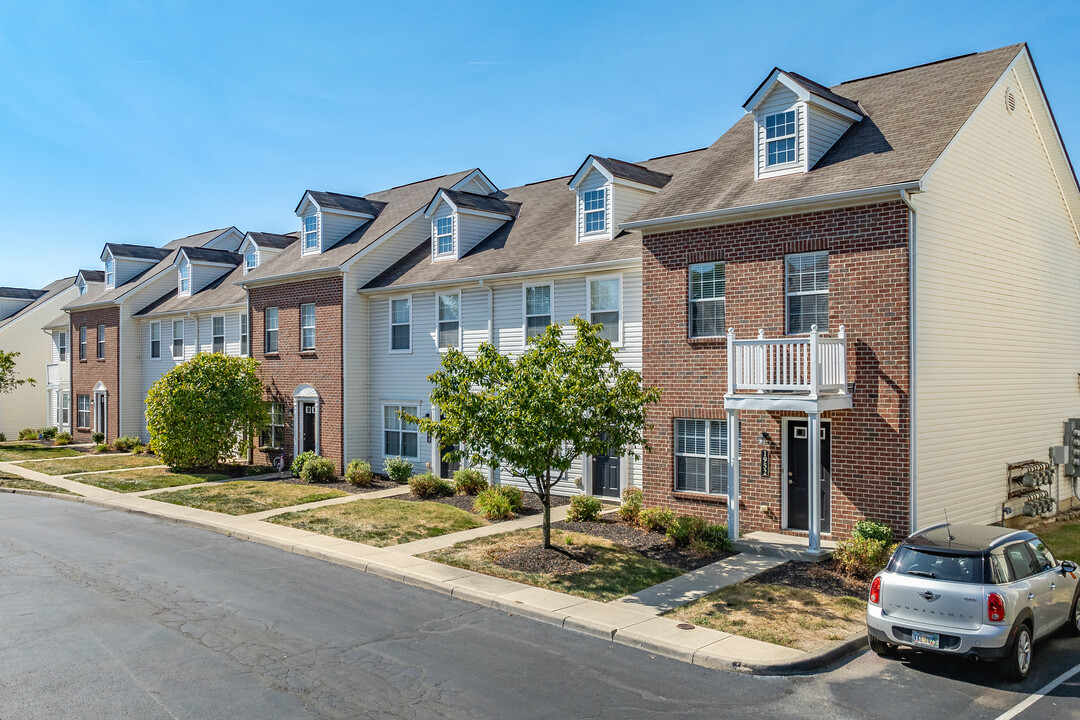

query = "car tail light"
987;592;1006;622
869;576;882;604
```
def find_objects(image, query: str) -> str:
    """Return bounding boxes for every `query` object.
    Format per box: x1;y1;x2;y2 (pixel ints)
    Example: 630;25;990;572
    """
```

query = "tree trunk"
542;495;552;549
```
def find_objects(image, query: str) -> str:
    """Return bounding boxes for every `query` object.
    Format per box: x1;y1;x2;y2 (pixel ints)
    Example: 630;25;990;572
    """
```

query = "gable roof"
0;276;75;330
568;155;674;190
744;68;862;116
247;232;297;250
161;227;239;251
135;263;247;318
630;44;1026;226
427;189;521;217
77;270;105;283
103;243;173;262
0;287;47;301
180;247;243;265
363;149;704;290
296;190;385;217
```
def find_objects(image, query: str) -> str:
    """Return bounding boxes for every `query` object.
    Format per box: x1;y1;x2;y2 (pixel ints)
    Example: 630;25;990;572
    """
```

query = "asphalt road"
2;494;1079;720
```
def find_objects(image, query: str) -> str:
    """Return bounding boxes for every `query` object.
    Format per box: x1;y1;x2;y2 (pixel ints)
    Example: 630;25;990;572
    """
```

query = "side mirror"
1061;560;1077;575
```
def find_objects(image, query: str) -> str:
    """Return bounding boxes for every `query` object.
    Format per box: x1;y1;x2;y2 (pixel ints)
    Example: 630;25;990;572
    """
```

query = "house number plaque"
760;449;770;477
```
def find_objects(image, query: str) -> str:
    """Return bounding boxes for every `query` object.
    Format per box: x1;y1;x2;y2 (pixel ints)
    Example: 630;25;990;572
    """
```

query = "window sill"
76;426;90;432
299;350;318;357
389;349;412;355
264;352;280;359
687;336;726;347
672;491;728;504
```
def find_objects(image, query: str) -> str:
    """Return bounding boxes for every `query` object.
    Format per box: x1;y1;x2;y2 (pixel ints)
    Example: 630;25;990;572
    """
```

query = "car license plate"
912;630;939;649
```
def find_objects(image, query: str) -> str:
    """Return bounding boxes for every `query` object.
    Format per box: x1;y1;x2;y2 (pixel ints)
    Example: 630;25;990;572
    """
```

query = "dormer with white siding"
174;247;242;297
423;189;520;262
100;244;172;290
743;69;863;179
239;232;297;274
294;191;385;256
567;156;672;243
74;270;104;297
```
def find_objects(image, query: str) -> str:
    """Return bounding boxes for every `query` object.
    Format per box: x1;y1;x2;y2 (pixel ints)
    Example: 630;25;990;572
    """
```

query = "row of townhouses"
3;44;1078;549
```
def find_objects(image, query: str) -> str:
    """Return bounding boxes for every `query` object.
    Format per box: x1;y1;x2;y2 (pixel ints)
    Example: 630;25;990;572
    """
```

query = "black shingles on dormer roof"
247;232;297;250
780;71;862;115
104;243;172;261
0;287;47;301
592;157;674;189
78;270;105;283
435;189;521;217
180;247;243;265
298;190;386;217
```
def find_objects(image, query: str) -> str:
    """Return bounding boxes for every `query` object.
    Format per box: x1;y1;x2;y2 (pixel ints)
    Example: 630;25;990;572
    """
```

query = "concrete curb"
726;632;868;675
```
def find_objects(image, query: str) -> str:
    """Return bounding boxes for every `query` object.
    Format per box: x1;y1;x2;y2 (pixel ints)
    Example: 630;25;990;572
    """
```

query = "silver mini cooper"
866;523;1080;679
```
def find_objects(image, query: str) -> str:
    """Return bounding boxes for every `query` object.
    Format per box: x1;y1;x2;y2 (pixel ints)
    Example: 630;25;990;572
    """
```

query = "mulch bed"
553;518;734;572
494;544;598;574
746;559;869;598
401;491;570;522
275;476;402;495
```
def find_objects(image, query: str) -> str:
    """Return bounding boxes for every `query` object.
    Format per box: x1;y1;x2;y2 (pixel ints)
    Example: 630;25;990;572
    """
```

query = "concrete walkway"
611;553;786;614
390;503;571;555
0;460;828;673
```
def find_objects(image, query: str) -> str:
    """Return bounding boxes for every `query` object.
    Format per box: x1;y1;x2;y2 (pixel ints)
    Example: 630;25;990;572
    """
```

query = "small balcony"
724;326;852;412
46;363;60;387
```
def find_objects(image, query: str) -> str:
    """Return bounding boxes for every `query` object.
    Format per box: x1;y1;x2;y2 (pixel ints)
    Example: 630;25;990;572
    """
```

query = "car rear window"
888;546;985;583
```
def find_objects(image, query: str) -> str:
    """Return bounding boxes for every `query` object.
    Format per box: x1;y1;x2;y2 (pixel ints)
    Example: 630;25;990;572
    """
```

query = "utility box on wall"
1064;418;1080;476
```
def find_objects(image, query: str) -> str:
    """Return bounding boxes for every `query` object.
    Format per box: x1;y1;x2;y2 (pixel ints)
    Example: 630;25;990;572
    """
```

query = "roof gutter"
235;267;345;289
621;181;923;233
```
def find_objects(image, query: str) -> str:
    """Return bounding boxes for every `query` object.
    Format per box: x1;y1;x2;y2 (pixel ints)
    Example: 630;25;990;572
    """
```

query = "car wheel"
1068;592;1080;637
868;633;897;658
999;623;1033;681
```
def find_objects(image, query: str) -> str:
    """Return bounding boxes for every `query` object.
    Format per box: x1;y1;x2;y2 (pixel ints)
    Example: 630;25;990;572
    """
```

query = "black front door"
786;421;831;532
591;447;621;498
439;444;460;479
301;402;316;453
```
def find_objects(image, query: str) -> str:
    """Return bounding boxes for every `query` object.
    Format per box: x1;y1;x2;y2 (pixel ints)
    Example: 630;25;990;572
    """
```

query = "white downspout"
900;187;918;532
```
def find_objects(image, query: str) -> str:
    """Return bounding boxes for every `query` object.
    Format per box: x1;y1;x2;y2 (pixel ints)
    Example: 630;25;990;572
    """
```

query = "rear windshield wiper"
907;570;936;578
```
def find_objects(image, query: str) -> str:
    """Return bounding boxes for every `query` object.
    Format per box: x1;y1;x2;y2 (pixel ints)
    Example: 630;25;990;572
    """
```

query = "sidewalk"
0;460;862;674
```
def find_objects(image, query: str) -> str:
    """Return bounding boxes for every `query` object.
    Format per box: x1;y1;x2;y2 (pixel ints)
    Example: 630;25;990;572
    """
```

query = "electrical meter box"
1064;419;1080;476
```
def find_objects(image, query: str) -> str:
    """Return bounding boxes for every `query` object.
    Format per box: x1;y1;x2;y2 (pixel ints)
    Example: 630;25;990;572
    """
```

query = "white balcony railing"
726;325;847;398
46;363;60;386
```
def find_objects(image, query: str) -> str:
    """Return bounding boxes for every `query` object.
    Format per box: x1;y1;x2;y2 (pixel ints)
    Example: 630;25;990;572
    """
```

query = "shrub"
667;515;706;546
454;468;489;495
383;456;414;483
617;486;643;524
496;485;524;513
291;450;317;478
132;442;147;455
94;443;110;453
55;432;72;446
91;431;105;444
40;427;57;441
19;428;38;440
409;472;455;499
300;456;337;483
0;432;5;442
692;522;733;554
566;494;603;522
345;459;374;487
835;537;897;580
853;519;894;545
113;435;140;452
639;506;675;533
474;488;513;520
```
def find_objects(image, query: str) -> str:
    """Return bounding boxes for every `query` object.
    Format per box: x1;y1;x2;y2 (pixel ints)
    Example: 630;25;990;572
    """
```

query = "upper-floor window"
79;326;87;360
437;293;460;350
150;322;160;359
674;418;729;495
588;276;621;344
689;262;725;338
265;307;279;353
303;215;318;253
104;257;115;288
524;284;552;340
390;297;411;352
434;216;454;256
172;320;184;360
300;303;316;350
178;258;190;295
765;110;797;166
582;188;607;234
785;250;828;334
78;279;87;295
212;316;225;354
240;313;249;356
244;247;258;271
97;324;105;359
57;331;67;362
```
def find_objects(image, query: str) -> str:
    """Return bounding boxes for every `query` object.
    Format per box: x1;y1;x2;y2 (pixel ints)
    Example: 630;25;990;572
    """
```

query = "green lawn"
18;454;163;475
72;469;227;493
0;443;82;462
149;481;348;515
421;527;683;602
270;498;483;547
0;473;80;495
1037;519;1080;564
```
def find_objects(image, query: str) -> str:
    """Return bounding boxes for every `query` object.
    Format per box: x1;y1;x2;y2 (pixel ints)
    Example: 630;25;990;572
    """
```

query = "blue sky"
1;1;1078;288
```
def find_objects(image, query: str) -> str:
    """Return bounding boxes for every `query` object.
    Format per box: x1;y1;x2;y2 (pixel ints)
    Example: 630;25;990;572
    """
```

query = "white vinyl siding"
383;404;419;458
300;303;316;350
674;419;728;495
149;322;160;359
390;297;411;352
806;104;855;168
318;211;365;249
785;251;828;334
265;307;279;353
689;262;725;337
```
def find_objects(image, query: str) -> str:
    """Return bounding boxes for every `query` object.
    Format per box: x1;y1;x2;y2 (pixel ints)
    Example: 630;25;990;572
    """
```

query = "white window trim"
436;291;462;352
211;315;226;354
688;262;726;339
265;307;279;354
57;331;67;362
76;394;91;429
104;255;115;289
382;402;421;460
784;250;829;335
244;247;259;273
239;313;249;357
759;107;801;172
388;295;412;354
78;279;87;296
149;322;160;359
261;401;286;449
300;303;316;351
586;273;623;347
577;186;612;242
79;326;87;360
522;282;555;342
172;319;184;360
673;418;730;496
178;258;191;296
59;390;70;430
96;324;106;359
432;215;456;260
303;214;320;255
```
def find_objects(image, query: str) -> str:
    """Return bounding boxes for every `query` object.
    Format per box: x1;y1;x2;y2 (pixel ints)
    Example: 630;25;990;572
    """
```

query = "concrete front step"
732;531;835;563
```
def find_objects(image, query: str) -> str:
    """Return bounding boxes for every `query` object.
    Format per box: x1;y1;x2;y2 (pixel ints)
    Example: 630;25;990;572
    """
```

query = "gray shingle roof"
247;232;297;250
135;264;247;318
181;247;242;265
631;44;1024;224
298;191;385;217
748;70;862;115
591;156;673;188
104;243;173;261
0;276;75;330
161;228;238;251
435;189;521;216
78;270;105;283
0;287;48;301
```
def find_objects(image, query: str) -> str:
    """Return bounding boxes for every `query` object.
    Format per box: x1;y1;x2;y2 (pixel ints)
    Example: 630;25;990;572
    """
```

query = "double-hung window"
172;320;184;360
97;325;106;359
265;307;279;353
261;402;285;449
300;303;316;350
765;110;797;166
588;277;621;343
212;316;225;353
77;395;91;428
240;314;249;356
303;215;318;253
689;262;725;337
390;297;411;352
178;258;190;295
57;331;67;362
674;419;729;495
79;326;87;360
244;248;258;271
434;217;454;256
105;257;115;288
384;404;419;458
59;391;69;428
582;188;607;235
524;284;552;339
437;293;460;350
150;322;160;359
785;251;828;334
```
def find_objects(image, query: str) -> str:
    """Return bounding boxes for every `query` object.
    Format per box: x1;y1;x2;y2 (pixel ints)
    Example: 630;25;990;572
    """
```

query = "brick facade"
641;201;911;539
69;306;121;443
248;275;345;473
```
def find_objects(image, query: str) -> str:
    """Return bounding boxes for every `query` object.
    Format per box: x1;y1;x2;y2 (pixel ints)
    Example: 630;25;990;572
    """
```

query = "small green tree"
409;317;660;549
146;353;268;469
0;350;35;394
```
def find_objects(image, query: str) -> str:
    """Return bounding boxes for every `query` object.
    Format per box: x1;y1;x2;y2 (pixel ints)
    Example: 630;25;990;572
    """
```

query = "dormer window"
178;258;190;295
78;279;87;296
244;247;258;272
303;215;319;253
104;257;115;289
765;111;797;166
434;217;454;256
582;189;607;233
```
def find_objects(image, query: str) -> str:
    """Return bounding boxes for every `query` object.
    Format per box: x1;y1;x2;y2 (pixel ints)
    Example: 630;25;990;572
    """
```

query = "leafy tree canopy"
0;350;35;394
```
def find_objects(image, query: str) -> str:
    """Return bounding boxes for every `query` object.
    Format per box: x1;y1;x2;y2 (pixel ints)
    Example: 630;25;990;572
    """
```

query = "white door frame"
92;382;108;438
292;384;320;457
780;416;832;532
